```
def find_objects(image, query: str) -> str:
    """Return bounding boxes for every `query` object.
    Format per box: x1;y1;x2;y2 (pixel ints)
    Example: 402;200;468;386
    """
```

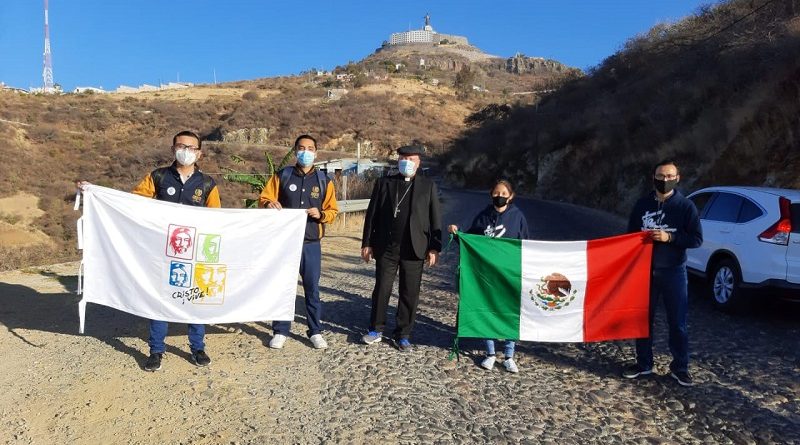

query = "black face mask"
653;178;678;194
492;196;509;207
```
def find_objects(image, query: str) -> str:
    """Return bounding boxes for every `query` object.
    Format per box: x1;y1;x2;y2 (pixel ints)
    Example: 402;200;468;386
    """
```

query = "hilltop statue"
424;13;431;27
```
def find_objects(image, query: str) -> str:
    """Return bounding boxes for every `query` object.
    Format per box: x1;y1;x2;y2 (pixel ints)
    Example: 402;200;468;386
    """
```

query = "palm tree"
222;149;295;208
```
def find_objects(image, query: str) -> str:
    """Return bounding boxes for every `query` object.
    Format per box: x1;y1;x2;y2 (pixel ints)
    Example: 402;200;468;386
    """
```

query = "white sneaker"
362;331;382;345
310;334;328;349
269;334;287;349
503;358;519;373
480;356;496;370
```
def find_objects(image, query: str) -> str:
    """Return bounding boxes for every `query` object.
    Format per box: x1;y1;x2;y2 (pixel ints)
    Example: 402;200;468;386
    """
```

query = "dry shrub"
327;211;365;234
0;212;23;224
0;245;78;272
332;173;377;201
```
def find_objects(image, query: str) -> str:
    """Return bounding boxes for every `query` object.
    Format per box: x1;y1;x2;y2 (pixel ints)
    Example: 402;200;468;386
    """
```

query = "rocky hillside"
0;44;577;269
359;44;581;95
445;0;800;215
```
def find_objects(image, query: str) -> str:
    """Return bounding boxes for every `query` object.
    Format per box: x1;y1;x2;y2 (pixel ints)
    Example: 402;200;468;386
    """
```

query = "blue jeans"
148;320;205;354
635;266;689;373
274;241;323;337
486;339;515;358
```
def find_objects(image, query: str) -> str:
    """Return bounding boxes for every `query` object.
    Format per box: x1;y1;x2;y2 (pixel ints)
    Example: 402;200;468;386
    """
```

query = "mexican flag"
456;232;653;342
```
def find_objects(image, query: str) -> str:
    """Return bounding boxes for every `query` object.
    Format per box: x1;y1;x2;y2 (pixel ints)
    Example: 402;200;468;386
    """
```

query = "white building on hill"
388;13;468;46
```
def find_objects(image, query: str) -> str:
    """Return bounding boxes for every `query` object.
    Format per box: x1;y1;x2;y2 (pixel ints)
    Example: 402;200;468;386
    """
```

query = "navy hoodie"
467;203;530;240
627;190;703;268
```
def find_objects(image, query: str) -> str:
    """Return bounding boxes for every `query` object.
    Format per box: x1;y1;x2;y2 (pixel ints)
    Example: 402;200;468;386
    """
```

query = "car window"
704;192;743;223
689;192;714;217
737;198;763;223
792;203;800;234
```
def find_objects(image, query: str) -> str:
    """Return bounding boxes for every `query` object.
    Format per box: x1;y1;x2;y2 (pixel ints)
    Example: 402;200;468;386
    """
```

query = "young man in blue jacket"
259;135;339;350
623;159;703;386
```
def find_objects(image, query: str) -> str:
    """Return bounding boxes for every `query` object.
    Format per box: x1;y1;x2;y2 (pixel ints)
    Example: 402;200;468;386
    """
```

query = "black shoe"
191;350;211;367
144;353;162;372
622;364;652;379
670;371;694;387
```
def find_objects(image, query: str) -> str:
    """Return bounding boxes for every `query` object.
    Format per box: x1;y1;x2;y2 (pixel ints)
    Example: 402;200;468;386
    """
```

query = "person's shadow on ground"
0;273;233;369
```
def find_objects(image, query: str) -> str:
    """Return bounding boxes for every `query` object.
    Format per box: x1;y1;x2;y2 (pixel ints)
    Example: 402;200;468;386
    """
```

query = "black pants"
369;246;424;339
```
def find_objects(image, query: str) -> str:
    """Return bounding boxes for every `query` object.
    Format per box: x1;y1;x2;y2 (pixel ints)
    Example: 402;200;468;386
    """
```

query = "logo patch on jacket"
192;188;203;203
310;186;320;199
483;224;506;238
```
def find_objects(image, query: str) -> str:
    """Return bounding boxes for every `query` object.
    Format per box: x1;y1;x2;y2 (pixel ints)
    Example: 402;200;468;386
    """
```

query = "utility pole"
356;141;361;175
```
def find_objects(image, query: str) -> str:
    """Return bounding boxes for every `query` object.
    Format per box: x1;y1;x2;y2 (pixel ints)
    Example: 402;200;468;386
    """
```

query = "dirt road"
1;189;798;444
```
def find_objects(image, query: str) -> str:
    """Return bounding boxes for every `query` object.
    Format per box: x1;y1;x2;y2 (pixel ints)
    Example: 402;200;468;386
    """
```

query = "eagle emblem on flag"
531;273;578;311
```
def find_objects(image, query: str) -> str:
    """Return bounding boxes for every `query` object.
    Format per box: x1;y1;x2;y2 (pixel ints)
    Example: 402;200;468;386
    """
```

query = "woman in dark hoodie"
448;179;529;373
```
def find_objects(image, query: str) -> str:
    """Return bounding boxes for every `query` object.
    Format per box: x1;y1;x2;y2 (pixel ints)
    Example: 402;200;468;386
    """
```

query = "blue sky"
0;0;712;91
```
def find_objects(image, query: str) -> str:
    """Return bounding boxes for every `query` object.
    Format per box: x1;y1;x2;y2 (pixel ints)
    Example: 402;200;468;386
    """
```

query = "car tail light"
758;196;792;245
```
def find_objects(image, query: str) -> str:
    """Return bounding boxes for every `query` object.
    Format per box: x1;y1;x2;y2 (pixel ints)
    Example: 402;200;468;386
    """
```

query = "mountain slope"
0;44;577;269
445;0;800;214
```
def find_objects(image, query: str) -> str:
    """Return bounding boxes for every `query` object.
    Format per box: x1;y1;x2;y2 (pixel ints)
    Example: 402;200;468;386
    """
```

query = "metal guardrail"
338;199;369;213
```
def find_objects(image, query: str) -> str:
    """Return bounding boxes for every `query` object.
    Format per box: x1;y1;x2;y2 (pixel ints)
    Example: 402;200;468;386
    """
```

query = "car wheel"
708;258;744;311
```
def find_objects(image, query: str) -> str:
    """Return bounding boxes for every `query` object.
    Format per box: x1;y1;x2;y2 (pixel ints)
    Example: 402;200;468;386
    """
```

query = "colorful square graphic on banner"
196;233;222;263
166;224;196;260
194;263;227;305
168;261;192;288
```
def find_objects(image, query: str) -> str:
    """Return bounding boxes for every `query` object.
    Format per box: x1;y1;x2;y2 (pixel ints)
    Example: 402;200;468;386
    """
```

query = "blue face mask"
398;159;416;178
296;150;315;167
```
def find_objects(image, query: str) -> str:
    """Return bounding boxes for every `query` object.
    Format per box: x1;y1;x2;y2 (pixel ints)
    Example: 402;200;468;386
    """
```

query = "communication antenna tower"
43;0;55;92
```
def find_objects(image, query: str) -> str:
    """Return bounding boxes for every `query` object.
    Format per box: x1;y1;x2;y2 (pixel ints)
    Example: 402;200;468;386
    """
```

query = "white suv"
686;186;800;310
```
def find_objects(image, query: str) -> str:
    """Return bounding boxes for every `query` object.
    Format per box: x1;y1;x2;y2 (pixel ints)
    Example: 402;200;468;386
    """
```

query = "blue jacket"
131;162;220;208
467;203;529;240
627;190;703;268
258;166;339;243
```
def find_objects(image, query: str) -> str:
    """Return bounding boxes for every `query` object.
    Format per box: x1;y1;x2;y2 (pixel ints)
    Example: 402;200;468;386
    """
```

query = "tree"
454;66;477;95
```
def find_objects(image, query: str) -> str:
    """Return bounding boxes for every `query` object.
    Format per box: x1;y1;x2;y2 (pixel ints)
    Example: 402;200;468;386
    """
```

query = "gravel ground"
0;188;798;444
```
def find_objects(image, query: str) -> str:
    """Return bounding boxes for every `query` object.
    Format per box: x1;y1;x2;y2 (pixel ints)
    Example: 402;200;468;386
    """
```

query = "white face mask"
175;149;197;166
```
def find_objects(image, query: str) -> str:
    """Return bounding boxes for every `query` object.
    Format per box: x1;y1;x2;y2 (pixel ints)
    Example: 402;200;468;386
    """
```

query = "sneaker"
622;364;653;379
191;350;211;367
269;334;287;349
480;356;496;370
670;371;694;387
503;358;519;373
362;331;382;345
309;334;328;349
144;353;162;372
395;338;411;352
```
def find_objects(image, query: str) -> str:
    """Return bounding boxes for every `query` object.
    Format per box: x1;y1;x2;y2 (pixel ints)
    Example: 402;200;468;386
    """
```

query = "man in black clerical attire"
360;144;442;351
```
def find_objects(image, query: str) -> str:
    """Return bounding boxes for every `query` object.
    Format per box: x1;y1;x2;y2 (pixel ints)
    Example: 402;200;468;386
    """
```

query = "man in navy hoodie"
623;159;703;386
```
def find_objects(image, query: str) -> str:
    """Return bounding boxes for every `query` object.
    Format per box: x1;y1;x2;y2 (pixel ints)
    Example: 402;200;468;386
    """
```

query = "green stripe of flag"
457;232;522;340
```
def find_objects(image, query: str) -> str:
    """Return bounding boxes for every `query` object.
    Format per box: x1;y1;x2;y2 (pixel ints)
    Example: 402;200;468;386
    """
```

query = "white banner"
78;185;306;333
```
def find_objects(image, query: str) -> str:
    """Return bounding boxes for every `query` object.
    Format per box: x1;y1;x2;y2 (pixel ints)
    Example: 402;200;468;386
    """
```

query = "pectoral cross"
393;181;412;219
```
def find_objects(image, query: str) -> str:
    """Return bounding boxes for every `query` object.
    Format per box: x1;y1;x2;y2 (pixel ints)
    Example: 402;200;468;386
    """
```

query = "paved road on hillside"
0;187;797;443
440;187;626;240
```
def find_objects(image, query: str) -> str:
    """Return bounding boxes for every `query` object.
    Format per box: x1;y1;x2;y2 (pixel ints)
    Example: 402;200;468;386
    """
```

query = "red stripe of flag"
583;232;652;342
